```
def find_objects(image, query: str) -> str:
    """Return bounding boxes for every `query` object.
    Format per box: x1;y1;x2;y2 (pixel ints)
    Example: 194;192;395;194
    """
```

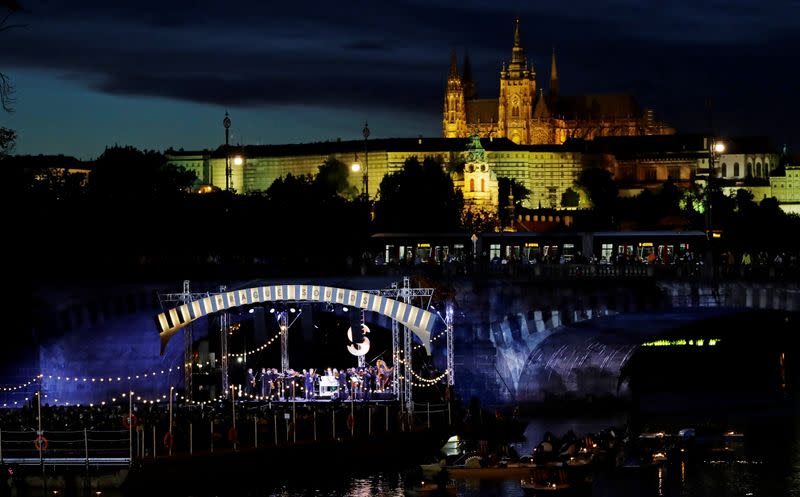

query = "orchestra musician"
245;368;256;396
259;367;270;398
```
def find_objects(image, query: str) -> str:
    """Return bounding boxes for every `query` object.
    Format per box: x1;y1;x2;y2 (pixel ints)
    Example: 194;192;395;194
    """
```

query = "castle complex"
443;20;675;145
159;20;787;214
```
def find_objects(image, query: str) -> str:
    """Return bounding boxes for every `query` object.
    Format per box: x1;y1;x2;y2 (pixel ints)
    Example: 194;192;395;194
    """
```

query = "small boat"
420;459;540;480
404;480;456;496
521;466;573;495
520;480;572;494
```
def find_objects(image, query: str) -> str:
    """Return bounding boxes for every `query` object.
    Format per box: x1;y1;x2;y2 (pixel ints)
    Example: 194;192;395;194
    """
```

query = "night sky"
1;0;798;159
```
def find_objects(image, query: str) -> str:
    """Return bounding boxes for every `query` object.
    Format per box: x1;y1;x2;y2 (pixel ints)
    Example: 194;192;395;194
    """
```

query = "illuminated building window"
470;179;475;192
481;178;485;192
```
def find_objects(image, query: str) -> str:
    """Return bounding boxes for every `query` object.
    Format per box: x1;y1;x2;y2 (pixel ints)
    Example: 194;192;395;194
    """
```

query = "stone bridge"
16;276;800;406
448;278;800;406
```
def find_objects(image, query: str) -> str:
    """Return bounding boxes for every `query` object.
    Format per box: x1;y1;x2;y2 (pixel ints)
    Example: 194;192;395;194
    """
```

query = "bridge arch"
156;284;436;353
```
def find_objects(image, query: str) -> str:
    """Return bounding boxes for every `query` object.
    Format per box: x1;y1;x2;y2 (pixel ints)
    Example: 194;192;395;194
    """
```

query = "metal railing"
1;402;457;464
0;428;130;465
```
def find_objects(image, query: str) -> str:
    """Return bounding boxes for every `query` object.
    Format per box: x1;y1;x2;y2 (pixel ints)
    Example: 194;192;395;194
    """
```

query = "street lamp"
223;112;232;191
707;138;726;231
351;152;361;173
362;121;370;199
705;138;725;279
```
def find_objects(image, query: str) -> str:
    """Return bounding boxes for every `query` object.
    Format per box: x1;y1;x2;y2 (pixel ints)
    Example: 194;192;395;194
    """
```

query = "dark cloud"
342;40;393;52
3;0;799;148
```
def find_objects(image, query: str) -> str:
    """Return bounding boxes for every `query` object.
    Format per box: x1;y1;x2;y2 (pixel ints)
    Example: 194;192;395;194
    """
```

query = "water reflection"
27;414;798;497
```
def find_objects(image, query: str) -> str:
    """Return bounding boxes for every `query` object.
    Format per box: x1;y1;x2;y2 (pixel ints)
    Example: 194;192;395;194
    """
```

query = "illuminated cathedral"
443;19;675;145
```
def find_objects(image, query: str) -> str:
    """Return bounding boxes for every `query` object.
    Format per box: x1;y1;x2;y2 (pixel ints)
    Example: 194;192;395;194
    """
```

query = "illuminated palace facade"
443;20;675;145
166;137;585;210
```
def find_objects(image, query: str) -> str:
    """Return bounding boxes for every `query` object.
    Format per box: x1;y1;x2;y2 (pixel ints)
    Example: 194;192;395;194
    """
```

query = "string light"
1;374;42;392
225;328;285;359
413;329;447;351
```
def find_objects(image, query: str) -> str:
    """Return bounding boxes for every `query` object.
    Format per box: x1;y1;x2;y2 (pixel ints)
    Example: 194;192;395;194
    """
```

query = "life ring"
122;414;137;429
34;435;48;451
346;414;355;431
162;432;173;449
227;426;238;444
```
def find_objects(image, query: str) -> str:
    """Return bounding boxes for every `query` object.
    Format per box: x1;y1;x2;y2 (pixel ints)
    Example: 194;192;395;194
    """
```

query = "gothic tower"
463;52;476;99
498;19;536;144
549;48;559;98
443;49;467;138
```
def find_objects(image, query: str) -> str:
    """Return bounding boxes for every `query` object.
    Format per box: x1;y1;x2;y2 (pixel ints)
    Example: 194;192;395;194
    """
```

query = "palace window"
734;162;740;176
470;179;475;192
721;163;728;177
512;106;520;118
481;178;485;192
746;163;753;177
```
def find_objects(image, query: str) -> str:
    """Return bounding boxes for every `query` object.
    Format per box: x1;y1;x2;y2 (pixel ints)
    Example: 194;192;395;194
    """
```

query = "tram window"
454;244;465;258
656;245;675;263
562;243;575;261
524;246;540;261
399;246;406;261
619;245;633;256
601;243;613;262
638;245;655;260
543;245;559;259
489;244;501;261
384;244;395;264
417;245;432;262
505;245;521;259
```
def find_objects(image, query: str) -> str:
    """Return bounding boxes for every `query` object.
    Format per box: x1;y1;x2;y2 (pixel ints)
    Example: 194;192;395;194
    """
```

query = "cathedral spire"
448;49;460;80
549;47;559;97
510;18;525;67
463;51;476;99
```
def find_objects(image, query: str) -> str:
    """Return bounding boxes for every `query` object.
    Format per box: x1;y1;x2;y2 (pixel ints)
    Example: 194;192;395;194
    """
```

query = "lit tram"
371;233;471;264
370;231;708;264
480;232;584;262
589;231;707;263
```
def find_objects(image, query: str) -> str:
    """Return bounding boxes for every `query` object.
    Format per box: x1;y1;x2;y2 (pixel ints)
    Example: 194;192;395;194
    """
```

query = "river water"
169;412;797;497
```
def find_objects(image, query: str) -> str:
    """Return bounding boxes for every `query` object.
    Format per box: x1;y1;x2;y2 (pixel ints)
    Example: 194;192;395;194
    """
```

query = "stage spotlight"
248;308;255;314
290;307;296;313
269;308;275;314
342;306;349;312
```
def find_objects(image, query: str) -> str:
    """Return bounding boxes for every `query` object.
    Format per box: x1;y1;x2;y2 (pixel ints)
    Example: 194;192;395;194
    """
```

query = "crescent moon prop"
346;324;371;356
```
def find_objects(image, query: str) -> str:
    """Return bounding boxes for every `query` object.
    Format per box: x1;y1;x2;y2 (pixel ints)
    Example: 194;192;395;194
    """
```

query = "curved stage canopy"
156;284;436;354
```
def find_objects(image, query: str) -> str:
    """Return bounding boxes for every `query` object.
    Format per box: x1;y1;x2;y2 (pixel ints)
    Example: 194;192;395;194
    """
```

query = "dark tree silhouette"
89;145;196;199
373;156;463;232
0;126;14;157
0;0;22;159
498;177;531;226
560;187;580;208
576;167;618;228
313;157;358;199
